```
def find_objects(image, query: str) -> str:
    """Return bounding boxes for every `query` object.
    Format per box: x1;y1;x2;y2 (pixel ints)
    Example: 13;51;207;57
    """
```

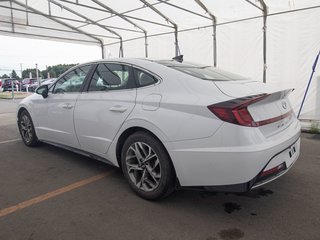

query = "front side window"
88;63;131;91
53;65;91;93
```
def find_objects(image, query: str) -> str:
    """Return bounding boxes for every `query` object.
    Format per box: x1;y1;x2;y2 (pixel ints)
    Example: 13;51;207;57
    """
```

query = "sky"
0;35;102;78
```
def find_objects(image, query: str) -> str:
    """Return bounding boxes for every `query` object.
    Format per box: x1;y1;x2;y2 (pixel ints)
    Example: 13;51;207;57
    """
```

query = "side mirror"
36;85;49;98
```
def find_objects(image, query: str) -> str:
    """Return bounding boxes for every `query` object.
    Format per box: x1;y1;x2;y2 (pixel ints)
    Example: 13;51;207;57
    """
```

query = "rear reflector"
259;163;286;178
207;94;292;127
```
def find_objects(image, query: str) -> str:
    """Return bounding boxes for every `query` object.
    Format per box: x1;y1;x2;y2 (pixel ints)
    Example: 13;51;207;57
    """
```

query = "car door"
74;62;136;154
34;65;92;148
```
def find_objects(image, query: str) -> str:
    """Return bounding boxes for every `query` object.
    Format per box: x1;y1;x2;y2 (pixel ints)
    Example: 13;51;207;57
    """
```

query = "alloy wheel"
125;142;161;192
20;114;33;143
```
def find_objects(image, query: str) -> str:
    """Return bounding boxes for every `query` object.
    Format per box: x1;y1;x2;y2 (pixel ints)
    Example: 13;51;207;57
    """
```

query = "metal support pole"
258;0;268;83
144;33;148;58
11;80;14;99
10;0;14;32
195;0;217;66
48;0;51;15
89;0;146;57
49;0;123;58
119;38;124;58
101;42;105;59
174;26;179;57
13;0;103;46
36;64;40;86
213;24;217;67
297;50;320;118
262;12;267;83
47;66;50;79
20;63;23;78
25;0;29;25
140;0;179;57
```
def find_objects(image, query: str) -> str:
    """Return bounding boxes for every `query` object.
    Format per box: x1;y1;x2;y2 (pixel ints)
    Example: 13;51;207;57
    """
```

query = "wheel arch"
115;126;178;185
17;106;28;118
116;126;164;167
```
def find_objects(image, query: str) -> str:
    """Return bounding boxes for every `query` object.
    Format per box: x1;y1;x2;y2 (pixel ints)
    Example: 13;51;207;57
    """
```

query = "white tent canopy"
0;0;319;123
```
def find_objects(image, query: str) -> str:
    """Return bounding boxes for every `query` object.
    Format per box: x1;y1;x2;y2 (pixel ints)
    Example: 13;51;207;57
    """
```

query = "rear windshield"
157;61;247;81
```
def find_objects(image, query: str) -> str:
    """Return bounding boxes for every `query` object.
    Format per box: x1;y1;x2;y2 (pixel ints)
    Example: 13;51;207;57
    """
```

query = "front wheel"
18;110;40;147
121;132;176;200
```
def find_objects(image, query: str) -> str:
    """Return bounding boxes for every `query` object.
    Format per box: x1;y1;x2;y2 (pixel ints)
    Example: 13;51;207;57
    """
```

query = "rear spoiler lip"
258;88;294;103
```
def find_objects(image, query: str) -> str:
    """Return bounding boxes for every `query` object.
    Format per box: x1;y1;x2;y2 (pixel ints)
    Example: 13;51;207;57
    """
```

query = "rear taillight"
207;94;291;127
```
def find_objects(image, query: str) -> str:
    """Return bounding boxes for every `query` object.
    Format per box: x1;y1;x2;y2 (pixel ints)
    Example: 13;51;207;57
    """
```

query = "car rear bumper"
193;138;300;192
167;118;301;189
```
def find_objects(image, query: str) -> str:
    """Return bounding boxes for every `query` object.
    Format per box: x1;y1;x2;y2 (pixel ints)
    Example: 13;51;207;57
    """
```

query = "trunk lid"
214;80;295;137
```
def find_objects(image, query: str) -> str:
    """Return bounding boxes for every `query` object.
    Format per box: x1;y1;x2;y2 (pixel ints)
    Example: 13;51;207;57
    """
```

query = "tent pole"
12;0;102;45
174;26;179;56
213;23;217;67
140;0;179;57
119;38;124;58
10;0;15;32
144;33;148;58
101;42;105;59
195;0;217;67
89;0;146;58
49;0;123;56
258;0;268;83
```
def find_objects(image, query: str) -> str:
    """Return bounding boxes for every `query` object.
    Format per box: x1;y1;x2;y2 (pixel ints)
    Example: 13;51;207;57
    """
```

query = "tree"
11;70;19;79
21;63;77;79
22;68;40;79
1;74;9;78
48;70;56;78
49;64;77;77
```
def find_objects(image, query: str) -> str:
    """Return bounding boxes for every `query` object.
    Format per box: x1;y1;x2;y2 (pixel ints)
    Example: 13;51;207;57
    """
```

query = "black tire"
18;110;40;147
121;131;176;200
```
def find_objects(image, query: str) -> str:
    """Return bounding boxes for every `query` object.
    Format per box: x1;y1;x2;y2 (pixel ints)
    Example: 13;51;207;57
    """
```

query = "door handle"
61;103;73;109
109;105;127;113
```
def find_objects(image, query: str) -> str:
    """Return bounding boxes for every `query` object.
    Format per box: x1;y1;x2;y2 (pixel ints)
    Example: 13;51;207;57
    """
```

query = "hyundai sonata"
17;58;301;200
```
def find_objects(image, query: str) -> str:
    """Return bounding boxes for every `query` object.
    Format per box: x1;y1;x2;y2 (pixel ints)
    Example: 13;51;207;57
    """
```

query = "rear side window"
171;66;246;81
157;61;247;81
88;63;132;91
133;68;158;87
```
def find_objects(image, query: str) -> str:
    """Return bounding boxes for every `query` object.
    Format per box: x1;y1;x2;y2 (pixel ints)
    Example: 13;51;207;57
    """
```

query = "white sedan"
17;58;301;200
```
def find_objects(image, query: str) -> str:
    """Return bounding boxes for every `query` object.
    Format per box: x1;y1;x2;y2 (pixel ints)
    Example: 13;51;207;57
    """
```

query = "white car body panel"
33;93;81;148
74;89;136;154
17;58;301;191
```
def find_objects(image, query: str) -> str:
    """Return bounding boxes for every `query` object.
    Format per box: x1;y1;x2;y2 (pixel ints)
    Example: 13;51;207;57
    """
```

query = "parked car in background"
17;58;301;200
27;78;57;92
21;78;38;92
26;82;40;92
2;79;21;92
41;78;56;86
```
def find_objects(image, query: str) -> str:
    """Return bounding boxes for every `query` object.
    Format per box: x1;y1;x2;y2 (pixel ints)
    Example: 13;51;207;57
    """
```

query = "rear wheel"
121;132;176;200
18;110;40;147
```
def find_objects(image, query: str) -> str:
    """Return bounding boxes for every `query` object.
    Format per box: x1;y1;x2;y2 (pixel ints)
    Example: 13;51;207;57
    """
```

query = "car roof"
70;58;205;71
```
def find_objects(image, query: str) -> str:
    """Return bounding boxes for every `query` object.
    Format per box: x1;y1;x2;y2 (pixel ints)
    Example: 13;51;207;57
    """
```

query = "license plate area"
288;144;297;158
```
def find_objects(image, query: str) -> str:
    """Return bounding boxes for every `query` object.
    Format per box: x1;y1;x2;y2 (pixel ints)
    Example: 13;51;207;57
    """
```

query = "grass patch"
310;122;320;134
0;92;31;99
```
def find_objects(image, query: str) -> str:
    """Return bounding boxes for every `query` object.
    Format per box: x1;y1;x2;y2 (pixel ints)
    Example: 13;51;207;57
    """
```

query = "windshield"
157;61;247;81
